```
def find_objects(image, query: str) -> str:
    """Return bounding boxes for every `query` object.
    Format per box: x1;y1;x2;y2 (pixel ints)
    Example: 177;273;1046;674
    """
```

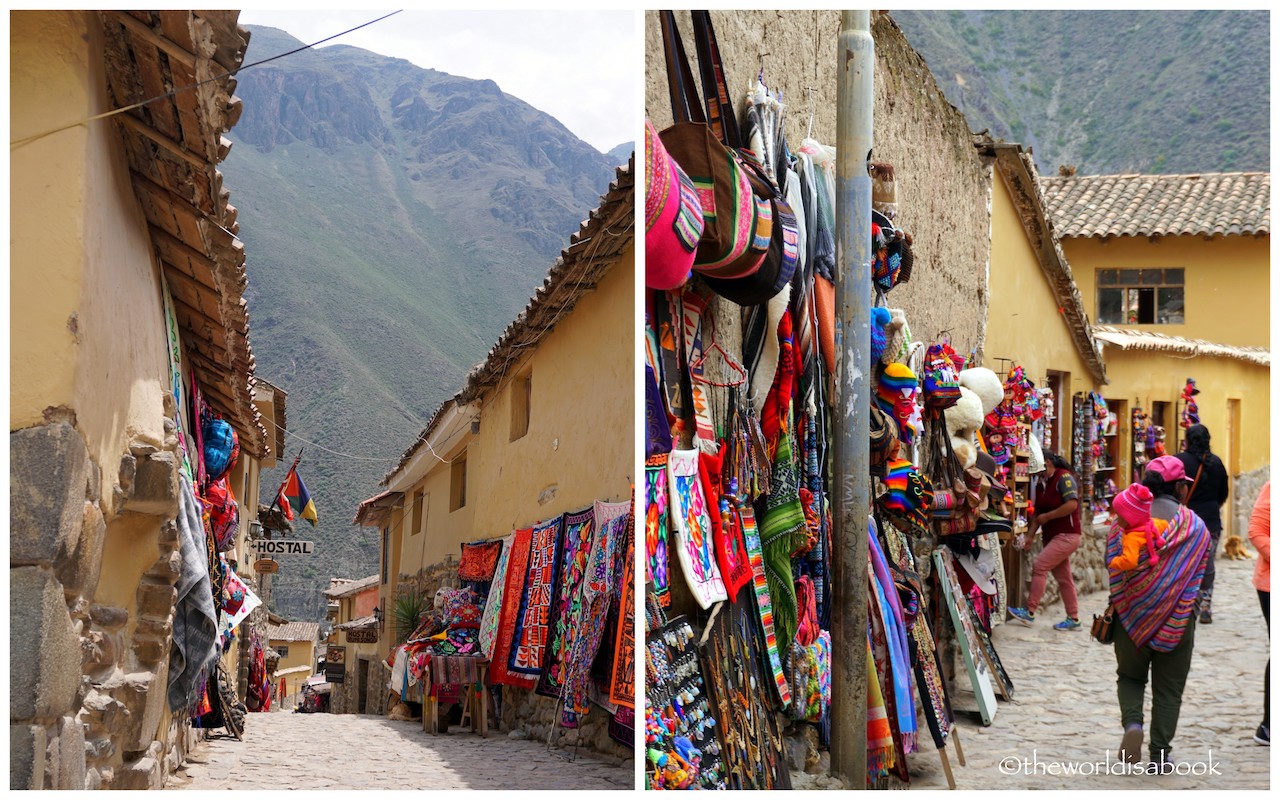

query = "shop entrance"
357;657;370;714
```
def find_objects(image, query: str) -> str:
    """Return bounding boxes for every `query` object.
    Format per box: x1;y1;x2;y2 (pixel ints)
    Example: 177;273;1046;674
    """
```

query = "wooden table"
422;657;490;738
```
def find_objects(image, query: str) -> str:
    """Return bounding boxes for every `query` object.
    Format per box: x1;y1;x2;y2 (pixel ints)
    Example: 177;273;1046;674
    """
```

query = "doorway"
357;657;370;714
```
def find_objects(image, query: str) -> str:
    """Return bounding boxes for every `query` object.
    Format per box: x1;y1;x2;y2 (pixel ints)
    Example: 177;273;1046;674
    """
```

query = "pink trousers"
1028;532;1081;618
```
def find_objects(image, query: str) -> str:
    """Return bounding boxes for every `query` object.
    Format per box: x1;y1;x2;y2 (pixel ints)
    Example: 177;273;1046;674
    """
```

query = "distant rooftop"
1039;172;1269;239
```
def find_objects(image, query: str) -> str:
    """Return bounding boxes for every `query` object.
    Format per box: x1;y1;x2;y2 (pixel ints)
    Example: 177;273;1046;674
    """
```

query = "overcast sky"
237;9;637;154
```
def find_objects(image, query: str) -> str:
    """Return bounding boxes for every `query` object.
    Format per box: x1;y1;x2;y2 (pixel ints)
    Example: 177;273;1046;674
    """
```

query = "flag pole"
267;448;304;516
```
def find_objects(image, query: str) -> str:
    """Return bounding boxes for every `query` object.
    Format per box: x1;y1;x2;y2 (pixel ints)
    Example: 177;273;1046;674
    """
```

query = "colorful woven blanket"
488;528;536;688
667;449;727;608
561;504;629;725
1110;505;1210;651
866;638;895;780
609;515;636;709
458;539;503;582
760;427;804;649
536;507;595;698
509;517;565;676
478;533;516;658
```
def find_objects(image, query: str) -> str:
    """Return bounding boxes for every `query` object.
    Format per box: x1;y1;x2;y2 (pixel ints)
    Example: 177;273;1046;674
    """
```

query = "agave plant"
393;593;430;644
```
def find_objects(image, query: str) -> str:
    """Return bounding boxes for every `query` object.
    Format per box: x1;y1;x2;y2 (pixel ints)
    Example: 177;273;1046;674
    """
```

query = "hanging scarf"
866;637;895;780
739;499;791;707
869;522;918;753
1109;505;1210;651
760;309;797;451
667;449;728;608
759;425;805;650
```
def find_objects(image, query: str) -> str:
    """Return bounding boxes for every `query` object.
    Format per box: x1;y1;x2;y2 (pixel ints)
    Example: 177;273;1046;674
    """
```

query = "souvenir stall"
384;499;636;749
163;362;263;739
643;11;1019;789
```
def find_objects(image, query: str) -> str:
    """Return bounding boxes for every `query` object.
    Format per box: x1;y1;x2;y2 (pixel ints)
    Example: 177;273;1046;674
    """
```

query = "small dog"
1223;534;1253;560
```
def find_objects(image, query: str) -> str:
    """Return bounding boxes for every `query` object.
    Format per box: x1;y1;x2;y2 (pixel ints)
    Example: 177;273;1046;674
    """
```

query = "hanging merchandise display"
640;11;1026;788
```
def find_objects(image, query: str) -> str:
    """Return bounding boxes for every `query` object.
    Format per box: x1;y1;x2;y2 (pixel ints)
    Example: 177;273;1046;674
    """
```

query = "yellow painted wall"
469;246;635;536
12;11;171;519
398;440;476;574
376;506;405;662
270;636;316;701
986;173;1102;450
1065;234;1270;348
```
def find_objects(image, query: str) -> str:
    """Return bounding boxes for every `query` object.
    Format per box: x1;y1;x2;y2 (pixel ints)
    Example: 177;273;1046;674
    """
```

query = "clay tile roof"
100;11;269;457
1039;172;1270;239
323;574;379;599
380;156;635;486
268;621;320;643
1092;325;1271;368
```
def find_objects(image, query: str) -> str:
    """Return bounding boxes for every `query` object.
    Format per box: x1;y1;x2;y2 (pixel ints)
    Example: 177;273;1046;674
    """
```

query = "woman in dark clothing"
1174;424;1231;623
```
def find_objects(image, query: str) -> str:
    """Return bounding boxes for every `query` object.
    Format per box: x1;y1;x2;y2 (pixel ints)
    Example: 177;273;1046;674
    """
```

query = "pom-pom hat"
1112;483;1153;529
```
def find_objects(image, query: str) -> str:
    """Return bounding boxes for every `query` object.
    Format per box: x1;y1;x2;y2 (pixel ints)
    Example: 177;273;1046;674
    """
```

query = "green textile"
761;427;805;650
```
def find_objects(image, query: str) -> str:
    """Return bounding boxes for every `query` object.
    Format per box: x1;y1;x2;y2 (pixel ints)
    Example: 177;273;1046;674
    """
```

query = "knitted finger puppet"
1180;378;1200;428
1108;483;1169;572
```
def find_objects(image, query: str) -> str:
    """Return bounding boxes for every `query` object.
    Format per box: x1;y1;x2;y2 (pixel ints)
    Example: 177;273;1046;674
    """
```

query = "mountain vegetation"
223;26;621;619
892;10;1269;175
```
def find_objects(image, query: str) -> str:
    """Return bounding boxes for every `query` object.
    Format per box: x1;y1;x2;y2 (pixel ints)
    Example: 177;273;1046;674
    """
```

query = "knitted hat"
870;306;892;363
1112;483;1153;529
1146;455;1187;483
877;457;934;531
876;363;920;445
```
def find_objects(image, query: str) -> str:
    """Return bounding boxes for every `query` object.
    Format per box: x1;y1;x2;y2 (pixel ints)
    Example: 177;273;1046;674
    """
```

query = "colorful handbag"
922;342;963;411
645;118;703;290
658;12;768;280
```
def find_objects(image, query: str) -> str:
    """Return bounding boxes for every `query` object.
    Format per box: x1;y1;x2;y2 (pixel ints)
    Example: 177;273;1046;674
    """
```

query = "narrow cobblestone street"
167;711;634;790
905;554;1271;790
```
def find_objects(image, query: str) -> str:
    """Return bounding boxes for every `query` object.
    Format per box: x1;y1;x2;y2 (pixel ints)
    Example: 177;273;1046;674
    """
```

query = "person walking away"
1111;455;1211;770
1248;481;1270;745
1174;424;1230;623
1008;452;1083;631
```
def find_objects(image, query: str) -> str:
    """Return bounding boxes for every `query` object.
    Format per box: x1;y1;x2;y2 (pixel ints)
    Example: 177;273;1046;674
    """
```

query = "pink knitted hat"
1145;454;1187;483
1112;483;1153;529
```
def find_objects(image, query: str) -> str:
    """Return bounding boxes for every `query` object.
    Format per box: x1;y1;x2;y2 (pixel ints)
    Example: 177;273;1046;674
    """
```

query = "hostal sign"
249;540;315;556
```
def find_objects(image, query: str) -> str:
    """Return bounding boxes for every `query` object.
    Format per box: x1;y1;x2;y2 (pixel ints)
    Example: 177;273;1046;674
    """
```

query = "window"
275;645;290;659
410;490;424;536
1096;268;1184;324
450;456;467;511
380;527;390;585
510;371;531;441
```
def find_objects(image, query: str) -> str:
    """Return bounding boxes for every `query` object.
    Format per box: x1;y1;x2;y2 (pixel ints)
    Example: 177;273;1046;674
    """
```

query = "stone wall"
1233;466;1270;544
500;688;632;763
11;415;190;790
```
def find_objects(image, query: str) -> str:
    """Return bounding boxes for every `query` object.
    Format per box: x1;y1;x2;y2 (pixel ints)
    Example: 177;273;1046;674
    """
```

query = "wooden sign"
346;627;378;644
934;549;998;725
325;645;346;684
253;558;280;574
249;539;315;556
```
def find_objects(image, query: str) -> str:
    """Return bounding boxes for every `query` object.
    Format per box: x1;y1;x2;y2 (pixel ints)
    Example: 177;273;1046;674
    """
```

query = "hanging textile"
488;528;536;688
168;474;219;714
478;532;516;659
866;638;895;781
667;449;728;608
536;506;595;698
609;514;637;709
458;539;503;582
759;426;804;650
700;448;752;600
869;525;918;753
738;498;791;707
645;454;672;605
561;505;630;725
508;516;566;676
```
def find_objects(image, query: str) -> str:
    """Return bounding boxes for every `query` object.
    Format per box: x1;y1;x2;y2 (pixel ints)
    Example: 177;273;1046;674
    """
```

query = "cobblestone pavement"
168;711;634;790
904;554;1271;790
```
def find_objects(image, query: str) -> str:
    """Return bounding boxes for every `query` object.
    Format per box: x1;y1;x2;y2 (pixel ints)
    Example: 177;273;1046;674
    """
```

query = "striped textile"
488;528;536;689
760;427;805;650
679;288;717;453
739;502;791;707
866;638;895;780
509;517;565;675
1109;505;1210;651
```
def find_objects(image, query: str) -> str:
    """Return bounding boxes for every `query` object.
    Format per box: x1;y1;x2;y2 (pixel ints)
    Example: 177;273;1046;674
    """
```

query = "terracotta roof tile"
1039;173;1270;239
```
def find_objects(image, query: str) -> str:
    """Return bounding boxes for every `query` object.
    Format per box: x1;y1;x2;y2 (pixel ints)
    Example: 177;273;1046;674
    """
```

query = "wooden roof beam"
109;11;198;70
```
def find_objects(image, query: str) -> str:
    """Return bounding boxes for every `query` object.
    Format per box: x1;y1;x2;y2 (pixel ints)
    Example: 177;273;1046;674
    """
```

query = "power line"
11;10;403;148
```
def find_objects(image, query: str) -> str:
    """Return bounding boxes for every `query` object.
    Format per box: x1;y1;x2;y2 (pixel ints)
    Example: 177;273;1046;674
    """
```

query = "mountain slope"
892;10;1269;175
224;26;618;618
